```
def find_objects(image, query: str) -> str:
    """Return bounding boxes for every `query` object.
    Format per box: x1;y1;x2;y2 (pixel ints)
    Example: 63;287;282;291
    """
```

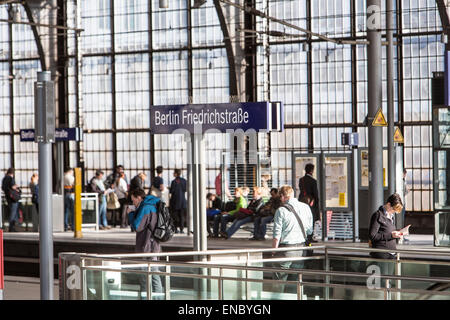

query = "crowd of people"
205;163;320;241
0;165;187;234
1;163;411;295
1;162;410;252
60;165;188;233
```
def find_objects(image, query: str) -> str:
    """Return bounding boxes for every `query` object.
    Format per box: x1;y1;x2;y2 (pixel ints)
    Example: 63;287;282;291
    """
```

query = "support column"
36;71;54;300
353;147;360;241
57;143;64;195
191;132;207;253
387;0;396;196
367;1;384;217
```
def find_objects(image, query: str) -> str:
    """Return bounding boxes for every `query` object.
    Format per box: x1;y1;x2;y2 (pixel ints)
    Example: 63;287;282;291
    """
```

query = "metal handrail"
81;244;450;261
81;264;450;289
60;244;450;300
81;258;450;284
89;245;326;259
326;245;450;256
77;256;450;300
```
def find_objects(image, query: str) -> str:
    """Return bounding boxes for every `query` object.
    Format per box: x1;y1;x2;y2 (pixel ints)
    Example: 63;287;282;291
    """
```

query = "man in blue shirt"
272;185;313;293
90;170;111;230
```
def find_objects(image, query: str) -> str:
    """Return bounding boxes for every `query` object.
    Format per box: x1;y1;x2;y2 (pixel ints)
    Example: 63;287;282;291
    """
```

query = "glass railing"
59;245;450;300
80;193;99;230
1;194;36;231
1;192;100;231
435;211;450;247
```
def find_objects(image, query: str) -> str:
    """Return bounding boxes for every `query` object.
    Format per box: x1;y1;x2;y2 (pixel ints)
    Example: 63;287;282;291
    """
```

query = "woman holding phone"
368;193;410;286
369;193;408;259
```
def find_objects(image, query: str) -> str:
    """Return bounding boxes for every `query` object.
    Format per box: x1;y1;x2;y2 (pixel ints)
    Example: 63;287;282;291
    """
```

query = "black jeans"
171;208;186;232
118;198;128;227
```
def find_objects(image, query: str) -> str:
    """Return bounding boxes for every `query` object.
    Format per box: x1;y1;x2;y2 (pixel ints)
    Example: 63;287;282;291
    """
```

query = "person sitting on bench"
221;186;265;239
250;188;281;240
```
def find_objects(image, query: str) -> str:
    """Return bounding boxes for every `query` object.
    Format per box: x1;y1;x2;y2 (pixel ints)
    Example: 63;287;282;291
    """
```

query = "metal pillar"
36;71;54;300
367;1;384;216
57;142;64;194
191;132;207;253
198;137;207;253
191;134;199;249
387;0;396;196
353;147;360;241
187;161;194;235
395;145;405;228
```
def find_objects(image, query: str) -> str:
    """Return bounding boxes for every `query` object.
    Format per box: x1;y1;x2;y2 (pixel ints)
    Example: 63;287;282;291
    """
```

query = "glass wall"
255;0;443;213
0;0;445;215
0;3;41;188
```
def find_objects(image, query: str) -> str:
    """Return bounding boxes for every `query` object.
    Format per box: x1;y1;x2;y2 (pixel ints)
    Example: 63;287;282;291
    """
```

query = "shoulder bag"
283;203;312;248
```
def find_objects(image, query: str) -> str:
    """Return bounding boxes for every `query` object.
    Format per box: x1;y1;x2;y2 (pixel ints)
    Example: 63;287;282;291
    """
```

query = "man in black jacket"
298;163;320;223
130;172;147;193
1;168;20;232
105;165;128;189
169;169;187;234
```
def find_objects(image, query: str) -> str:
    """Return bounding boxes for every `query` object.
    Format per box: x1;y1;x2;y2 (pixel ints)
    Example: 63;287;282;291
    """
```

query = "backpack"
85;178;94;193
106;192;120;210
86;177;98;193
104;173;115;189
9;188;21;202
152;200;175;242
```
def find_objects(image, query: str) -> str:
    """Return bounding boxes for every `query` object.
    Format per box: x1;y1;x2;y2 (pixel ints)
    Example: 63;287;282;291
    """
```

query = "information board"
323;155;349;209
292;153;320;199
359;148;388;189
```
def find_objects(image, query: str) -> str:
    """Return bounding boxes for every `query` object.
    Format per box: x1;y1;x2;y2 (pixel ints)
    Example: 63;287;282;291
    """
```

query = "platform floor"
1;230;448;300
2;226;443;252
2;276;59;300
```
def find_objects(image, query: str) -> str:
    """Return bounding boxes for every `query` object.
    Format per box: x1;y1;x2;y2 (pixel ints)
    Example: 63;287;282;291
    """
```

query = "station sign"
20;127;83;142
150;102;283;134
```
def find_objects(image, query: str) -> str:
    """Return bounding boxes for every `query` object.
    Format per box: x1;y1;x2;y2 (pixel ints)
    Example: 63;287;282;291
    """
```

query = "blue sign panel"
150;102;272;134
341;132;359;146
20;127;83;142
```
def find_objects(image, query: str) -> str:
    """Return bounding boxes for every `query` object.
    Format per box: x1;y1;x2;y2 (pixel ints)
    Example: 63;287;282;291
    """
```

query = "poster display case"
292;152;354;241
322;154;352;212
432;105;450;247
358;148;389;190
291;153;321;199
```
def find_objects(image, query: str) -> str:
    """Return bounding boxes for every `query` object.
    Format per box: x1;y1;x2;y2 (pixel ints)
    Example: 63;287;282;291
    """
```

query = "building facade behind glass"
0;0;444;216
